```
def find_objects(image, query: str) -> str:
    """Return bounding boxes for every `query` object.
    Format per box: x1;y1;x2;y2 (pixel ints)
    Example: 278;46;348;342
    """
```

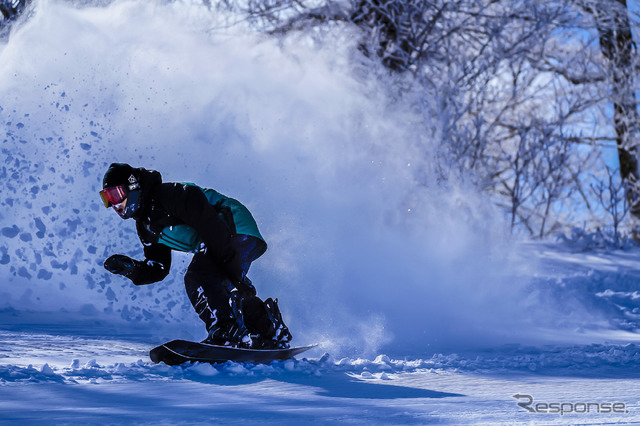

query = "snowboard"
149;339;316;365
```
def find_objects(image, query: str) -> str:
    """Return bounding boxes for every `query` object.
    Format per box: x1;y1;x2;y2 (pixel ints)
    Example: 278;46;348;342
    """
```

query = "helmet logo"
128;174;140;191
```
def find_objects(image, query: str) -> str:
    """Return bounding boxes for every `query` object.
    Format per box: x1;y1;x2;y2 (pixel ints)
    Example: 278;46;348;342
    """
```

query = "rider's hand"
235;276;257;297
223;249;244;283
222;250;256;297
104;254;138;277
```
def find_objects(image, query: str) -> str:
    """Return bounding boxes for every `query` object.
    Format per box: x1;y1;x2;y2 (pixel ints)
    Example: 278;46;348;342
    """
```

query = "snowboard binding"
260;298;292;350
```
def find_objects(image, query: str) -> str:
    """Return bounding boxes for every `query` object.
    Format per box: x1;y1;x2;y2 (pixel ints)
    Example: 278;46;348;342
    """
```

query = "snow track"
1;327;640;424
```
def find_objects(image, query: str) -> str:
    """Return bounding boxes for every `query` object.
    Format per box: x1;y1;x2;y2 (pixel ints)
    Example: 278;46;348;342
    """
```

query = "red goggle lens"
99;186;127;207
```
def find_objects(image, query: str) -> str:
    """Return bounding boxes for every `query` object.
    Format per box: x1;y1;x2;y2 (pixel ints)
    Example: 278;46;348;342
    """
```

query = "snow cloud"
0;0;611;356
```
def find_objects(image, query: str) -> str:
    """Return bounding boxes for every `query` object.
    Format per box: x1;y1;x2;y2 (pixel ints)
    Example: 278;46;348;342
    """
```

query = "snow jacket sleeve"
129;222;173;285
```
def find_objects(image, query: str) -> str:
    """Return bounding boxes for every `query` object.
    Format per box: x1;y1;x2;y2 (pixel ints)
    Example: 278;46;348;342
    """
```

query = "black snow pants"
183;234;270;336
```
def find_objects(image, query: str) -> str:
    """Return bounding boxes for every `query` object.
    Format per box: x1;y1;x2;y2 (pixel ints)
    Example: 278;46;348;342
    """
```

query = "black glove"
222;249;244;283
235;276;257;297
222;249;256;297
104;254;139;278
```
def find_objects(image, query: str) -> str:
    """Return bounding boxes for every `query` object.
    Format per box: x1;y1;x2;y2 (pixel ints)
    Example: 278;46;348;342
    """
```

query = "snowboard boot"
203;320;251;348
202;292;251;348
256;298;292;350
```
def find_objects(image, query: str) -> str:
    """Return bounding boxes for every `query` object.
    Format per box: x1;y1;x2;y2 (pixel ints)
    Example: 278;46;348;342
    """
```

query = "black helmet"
100;163;142;219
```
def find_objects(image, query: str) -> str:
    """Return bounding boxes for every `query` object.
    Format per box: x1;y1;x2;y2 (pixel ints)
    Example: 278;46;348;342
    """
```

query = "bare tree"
213;0;638;238
590;163;630;244
0;0;27;22
581;0;640;219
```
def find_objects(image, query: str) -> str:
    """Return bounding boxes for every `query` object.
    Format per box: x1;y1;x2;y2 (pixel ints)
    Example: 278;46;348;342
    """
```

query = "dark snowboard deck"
150;339;316;365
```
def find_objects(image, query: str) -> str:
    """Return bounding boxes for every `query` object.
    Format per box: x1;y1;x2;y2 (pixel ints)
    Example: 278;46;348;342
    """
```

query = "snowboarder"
99;163;292;349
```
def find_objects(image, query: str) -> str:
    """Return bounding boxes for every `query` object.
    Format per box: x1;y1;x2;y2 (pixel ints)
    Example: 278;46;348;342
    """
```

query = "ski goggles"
99;185;127;207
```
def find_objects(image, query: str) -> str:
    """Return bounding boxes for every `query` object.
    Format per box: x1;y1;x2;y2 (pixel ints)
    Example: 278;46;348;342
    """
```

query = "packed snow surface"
1;0;640;424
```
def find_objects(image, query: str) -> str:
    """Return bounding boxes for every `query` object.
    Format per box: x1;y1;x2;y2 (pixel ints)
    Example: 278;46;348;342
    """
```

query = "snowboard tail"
150;339;316;365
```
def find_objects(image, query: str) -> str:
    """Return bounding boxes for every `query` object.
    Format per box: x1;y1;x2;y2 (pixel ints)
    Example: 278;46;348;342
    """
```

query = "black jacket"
127;168;237;285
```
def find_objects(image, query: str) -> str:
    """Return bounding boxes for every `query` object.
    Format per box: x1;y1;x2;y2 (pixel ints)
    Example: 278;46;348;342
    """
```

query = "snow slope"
1;1;640;424
2;250;640;426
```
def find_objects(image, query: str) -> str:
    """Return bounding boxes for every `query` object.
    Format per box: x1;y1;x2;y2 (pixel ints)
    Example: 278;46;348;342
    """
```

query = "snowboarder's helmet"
100;163;142;219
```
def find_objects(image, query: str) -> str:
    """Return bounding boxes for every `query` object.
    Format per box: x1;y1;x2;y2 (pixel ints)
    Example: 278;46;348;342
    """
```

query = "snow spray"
0;0;596;356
